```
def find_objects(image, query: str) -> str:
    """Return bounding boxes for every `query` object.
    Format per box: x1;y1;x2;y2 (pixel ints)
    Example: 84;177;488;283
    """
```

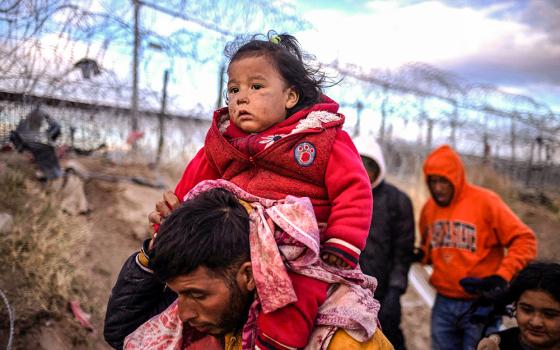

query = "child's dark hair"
508;261;560;305
151;188;250;282
480;262;560;321
224;30;329;116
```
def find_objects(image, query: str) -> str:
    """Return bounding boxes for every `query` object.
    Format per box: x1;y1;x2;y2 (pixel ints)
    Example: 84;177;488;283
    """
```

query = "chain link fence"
0;91;210;165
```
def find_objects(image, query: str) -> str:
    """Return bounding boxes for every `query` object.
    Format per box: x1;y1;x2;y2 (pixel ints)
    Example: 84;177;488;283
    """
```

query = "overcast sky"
11;0;558;115
292;0;560;110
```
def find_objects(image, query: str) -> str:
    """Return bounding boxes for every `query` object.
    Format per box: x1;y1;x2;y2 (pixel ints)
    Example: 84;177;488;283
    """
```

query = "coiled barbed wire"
0;288;14;350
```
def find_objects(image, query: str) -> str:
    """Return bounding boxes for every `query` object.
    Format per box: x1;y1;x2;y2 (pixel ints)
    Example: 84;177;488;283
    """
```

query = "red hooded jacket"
419;145;537;299
174;97;372;267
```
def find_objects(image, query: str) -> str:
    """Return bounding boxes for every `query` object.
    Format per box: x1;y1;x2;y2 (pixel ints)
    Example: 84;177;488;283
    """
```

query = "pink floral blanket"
124;179;379;350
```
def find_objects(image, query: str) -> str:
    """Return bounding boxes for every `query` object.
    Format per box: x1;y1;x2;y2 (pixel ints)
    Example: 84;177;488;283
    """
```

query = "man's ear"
285;87;299;110
236;261;256;292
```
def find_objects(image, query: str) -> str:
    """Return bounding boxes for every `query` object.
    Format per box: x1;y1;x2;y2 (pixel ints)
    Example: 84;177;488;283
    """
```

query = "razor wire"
0;288;14;350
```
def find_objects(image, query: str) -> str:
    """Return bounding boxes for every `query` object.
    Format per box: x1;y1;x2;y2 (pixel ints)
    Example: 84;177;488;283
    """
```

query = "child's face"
517;289;560;349
227;55;299;133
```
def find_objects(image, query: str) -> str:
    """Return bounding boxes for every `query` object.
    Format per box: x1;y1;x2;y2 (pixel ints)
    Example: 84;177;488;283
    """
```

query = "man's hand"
321;253;350;269
147;191;180;250
411;247;425;263
460;275;507;302
478;275;507;299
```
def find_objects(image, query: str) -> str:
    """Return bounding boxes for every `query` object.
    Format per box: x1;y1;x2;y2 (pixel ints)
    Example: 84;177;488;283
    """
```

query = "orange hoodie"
419;145;537;299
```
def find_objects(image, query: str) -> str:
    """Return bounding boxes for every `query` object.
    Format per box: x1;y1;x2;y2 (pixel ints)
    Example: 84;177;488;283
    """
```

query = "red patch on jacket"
294;142;316;167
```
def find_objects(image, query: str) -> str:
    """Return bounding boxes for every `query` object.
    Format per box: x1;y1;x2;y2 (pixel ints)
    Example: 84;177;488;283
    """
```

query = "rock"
63;160;90;180
0;212;14;234
130;225;150;242
59;173;90;215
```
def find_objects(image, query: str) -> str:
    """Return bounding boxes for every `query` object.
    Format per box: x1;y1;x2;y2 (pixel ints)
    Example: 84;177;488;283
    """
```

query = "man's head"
427;175;454;207
152;188;256;335
423;145;466;206
361;156;381;185
353;135;386;188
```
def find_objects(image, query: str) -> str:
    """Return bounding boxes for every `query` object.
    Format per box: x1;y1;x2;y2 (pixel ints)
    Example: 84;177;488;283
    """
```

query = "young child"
476;262;560;350
158;32;372;349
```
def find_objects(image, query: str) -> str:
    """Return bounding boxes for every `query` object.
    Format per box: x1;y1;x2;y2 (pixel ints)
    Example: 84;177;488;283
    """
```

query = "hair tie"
238;199;253;214
270;35;281;44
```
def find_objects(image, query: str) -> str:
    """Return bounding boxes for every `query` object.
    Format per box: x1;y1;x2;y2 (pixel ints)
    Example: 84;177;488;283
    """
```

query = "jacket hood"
353;135;386;188
423;145;466;202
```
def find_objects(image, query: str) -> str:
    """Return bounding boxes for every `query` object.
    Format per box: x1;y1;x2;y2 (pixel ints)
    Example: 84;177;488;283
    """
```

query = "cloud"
299;2;528;67
520;0;560;43
296;0;560;109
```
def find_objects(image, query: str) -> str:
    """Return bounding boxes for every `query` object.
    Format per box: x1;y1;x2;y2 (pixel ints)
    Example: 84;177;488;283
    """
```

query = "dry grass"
465;159;518;202
0;161;92;334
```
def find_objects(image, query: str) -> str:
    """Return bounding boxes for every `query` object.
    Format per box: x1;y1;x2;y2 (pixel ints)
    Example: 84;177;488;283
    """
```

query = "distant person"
477;262;560;350
148;31;372;349
418;144;537;350
105;185;392;349
354;136;415;350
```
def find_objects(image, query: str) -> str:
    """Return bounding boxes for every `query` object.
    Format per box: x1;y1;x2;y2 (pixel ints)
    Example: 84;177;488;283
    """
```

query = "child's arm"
322;130;373;269
149;147;220;238
174;147;221;201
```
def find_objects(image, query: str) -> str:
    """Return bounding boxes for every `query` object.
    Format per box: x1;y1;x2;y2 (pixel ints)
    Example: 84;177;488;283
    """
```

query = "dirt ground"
0;151;559;349
0;152;176;349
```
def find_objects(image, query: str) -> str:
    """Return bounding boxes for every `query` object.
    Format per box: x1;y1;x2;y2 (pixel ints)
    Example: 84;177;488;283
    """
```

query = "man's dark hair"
224;30;333;116
508;261;560;304
152;188;250;282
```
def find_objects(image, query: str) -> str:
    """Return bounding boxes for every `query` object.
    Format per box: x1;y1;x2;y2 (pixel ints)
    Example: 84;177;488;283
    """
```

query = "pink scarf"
124;180;379;350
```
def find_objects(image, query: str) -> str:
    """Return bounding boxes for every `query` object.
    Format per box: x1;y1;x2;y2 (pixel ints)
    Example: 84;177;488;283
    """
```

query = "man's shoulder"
460;184;502;205
420;197;436;214
384;182;411;198
328;328;394;350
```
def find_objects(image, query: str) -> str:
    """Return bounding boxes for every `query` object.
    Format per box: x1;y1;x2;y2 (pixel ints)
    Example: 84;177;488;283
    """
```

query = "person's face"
361;156;380;185
166;263;255;336
427;175;454;207
227;55;299;133
516;289;560;349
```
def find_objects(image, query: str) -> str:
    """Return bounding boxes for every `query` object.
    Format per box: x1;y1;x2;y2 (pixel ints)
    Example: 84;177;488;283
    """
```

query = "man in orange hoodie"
419;145;537;350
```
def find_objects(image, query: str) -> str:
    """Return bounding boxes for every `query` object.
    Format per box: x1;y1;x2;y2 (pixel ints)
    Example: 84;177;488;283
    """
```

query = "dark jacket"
483;327;525;350
103;254;177;349
359;180;415;299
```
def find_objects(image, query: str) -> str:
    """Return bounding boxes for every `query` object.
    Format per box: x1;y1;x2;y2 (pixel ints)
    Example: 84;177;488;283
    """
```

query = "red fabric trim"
322;241;359;268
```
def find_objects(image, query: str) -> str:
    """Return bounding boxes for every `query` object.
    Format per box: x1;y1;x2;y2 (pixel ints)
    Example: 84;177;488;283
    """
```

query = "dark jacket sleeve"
103;253;177;349
388;190;415;293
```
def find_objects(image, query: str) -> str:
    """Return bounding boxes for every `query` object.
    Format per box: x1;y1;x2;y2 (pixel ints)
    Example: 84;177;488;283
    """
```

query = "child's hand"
321;253;350;269
476;335;500;350
147;190;180;250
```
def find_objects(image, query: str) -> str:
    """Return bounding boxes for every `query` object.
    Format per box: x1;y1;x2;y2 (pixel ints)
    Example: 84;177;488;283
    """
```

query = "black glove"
460;275;507;301
461;276;508;326
411;247;424;263
479;275;507;300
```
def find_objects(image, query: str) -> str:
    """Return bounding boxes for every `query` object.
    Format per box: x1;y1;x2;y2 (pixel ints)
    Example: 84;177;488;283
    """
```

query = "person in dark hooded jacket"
354;136;415;350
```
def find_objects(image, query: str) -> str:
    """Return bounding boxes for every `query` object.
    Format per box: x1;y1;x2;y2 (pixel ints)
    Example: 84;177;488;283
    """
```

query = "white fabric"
352;135;386;189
